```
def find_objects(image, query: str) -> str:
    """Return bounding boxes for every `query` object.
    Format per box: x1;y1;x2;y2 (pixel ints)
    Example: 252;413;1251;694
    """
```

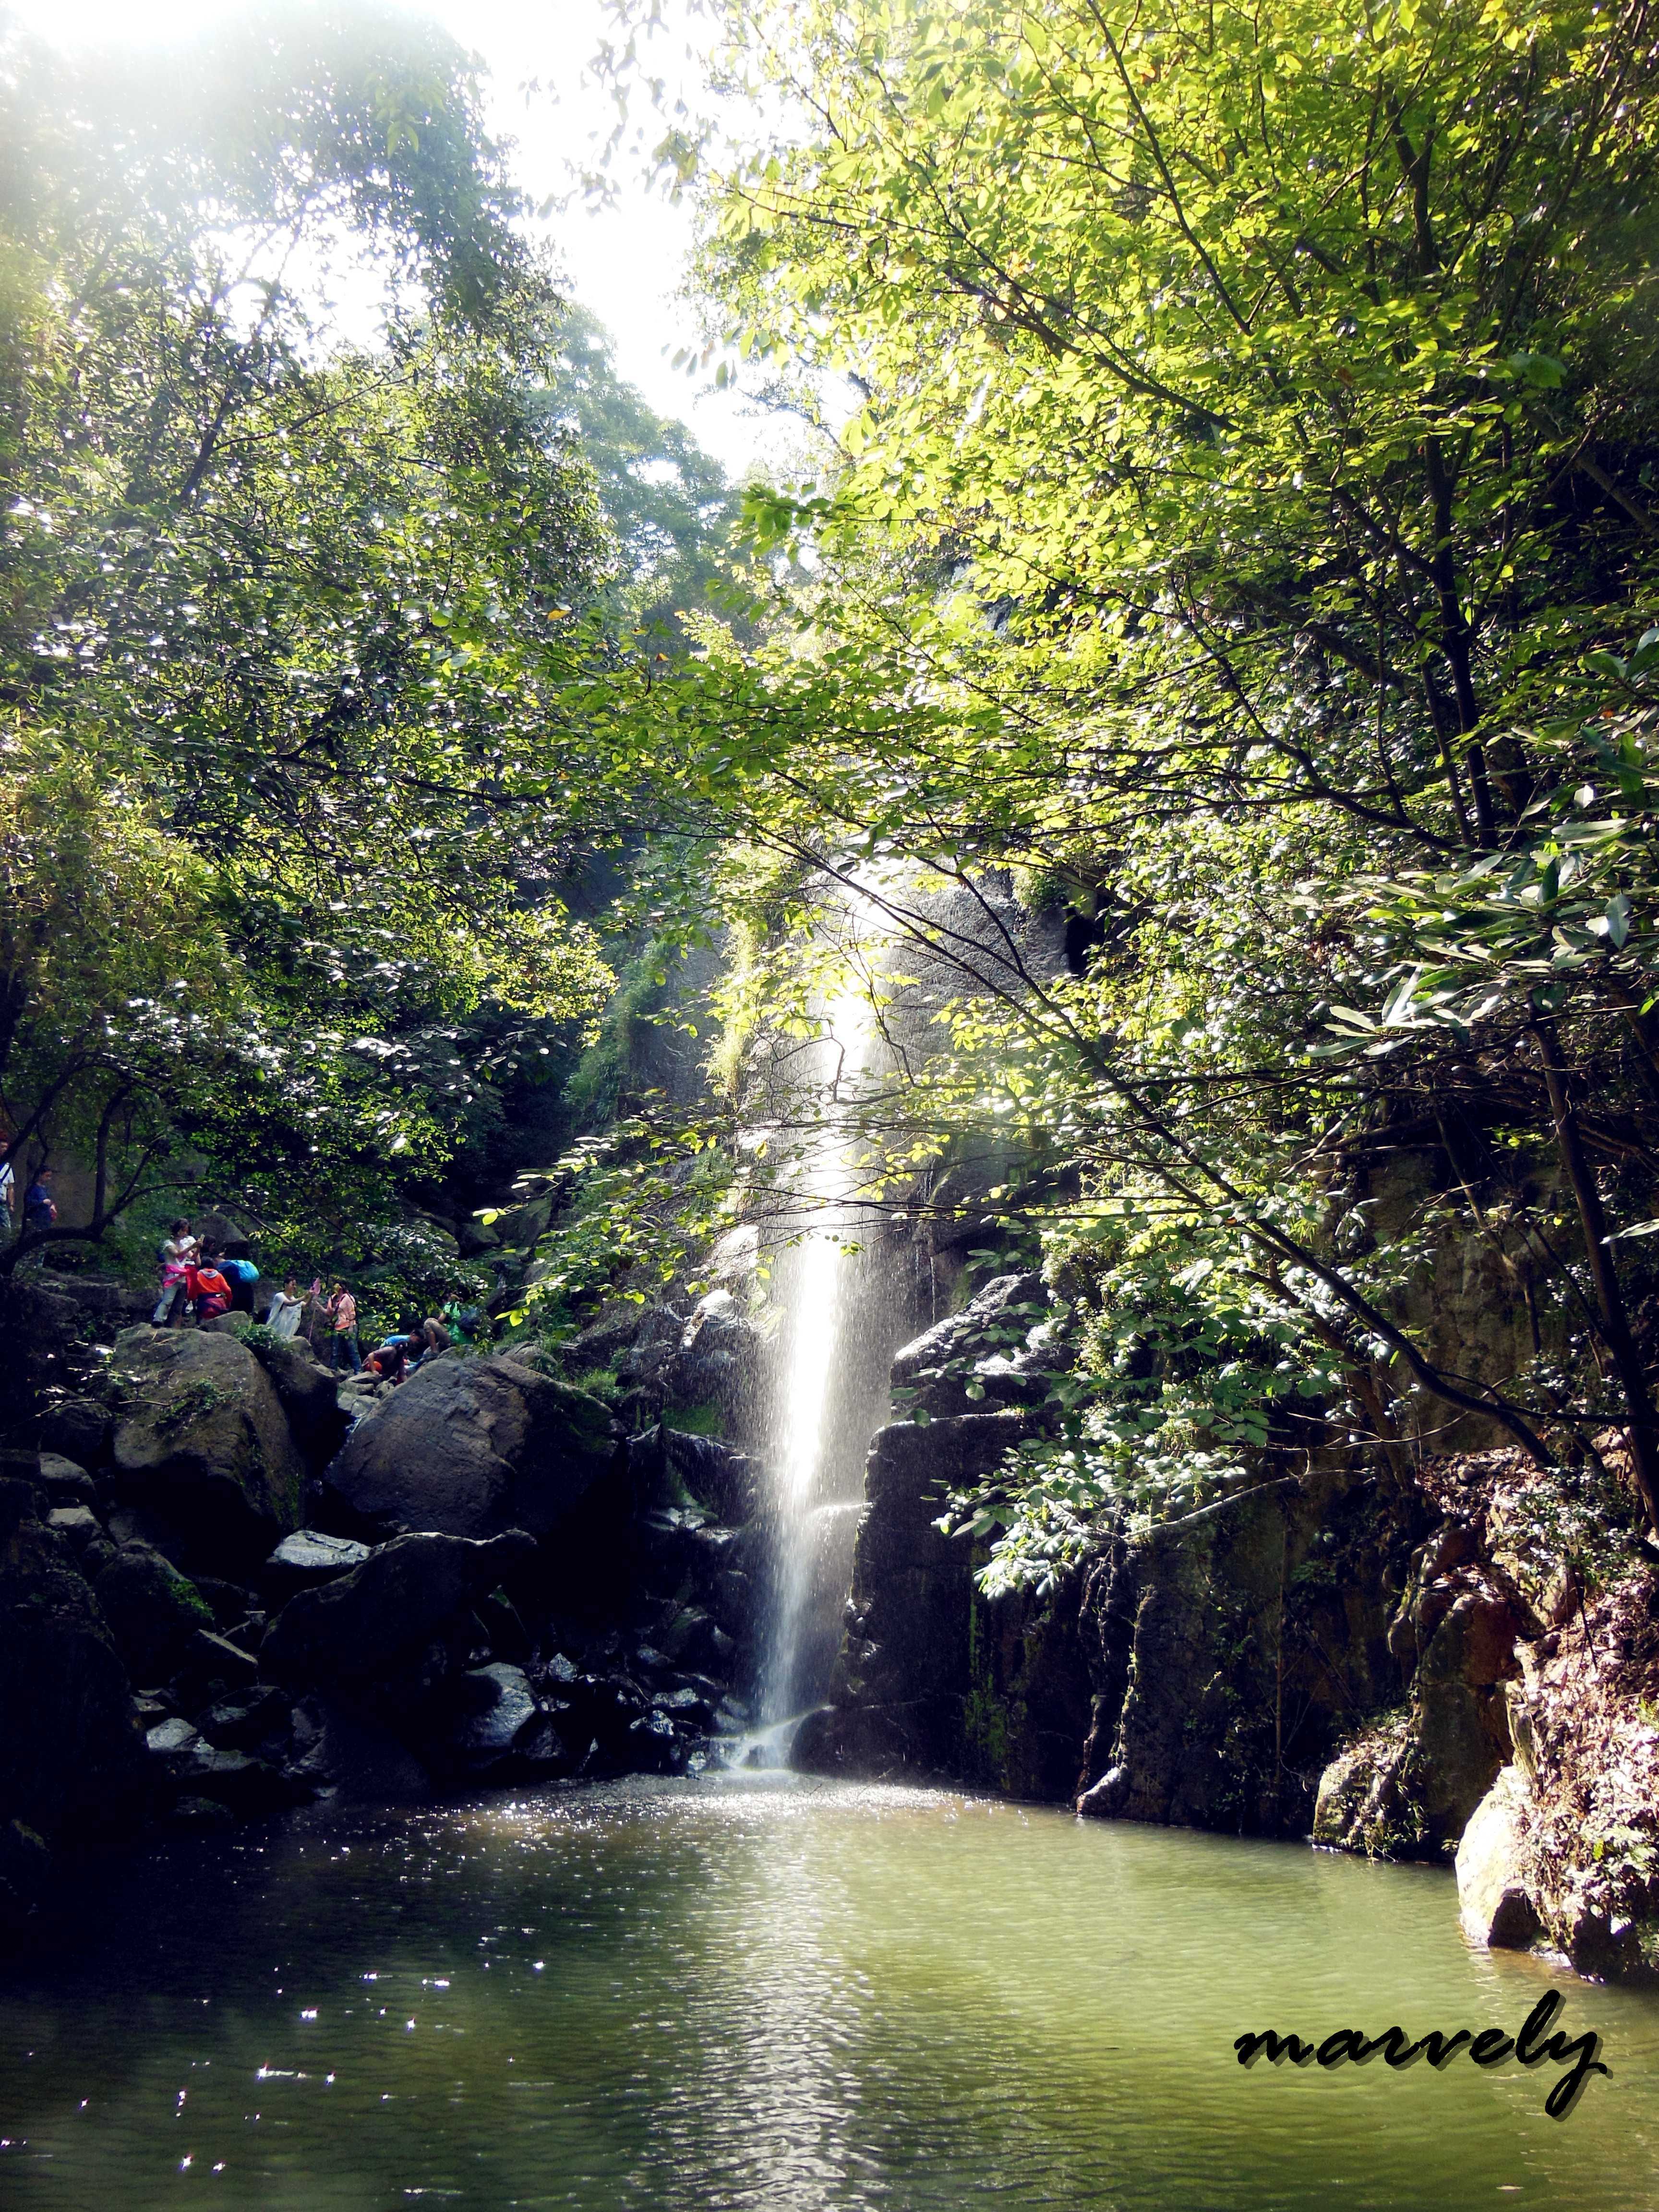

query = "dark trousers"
329;1331;360;1372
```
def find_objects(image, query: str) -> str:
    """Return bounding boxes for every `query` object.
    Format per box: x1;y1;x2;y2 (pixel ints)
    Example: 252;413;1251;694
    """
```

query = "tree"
595;0;1659;1553
0;6;627;1266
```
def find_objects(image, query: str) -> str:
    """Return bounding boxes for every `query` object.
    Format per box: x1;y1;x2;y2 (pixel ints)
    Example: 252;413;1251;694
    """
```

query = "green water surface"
0;1772;1655;2209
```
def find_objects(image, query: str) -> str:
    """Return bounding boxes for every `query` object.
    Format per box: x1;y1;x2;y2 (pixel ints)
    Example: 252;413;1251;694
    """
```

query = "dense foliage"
0;5;674;1279
572;0;1659;1570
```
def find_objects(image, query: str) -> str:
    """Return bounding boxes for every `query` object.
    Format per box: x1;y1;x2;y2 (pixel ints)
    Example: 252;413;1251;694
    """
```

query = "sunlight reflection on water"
1;1772;1657;2210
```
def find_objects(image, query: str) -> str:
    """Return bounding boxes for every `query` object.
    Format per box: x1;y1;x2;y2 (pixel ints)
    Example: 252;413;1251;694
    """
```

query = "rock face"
0;1480;145;1867
1456;1766;1541;1948
889;1273;1058;1419
318;1357;624;1542
1312;1519;1532;1857
800;1305;1418;1829
109;1328;304;1569
660;1292;763;1438
795;1410;1053;1781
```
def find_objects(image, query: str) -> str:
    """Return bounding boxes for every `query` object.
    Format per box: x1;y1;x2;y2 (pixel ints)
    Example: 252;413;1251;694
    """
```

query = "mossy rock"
110;1327;305;1570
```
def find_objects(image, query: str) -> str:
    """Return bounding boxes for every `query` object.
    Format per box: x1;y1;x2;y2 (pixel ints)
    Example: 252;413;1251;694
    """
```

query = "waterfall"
750;974;887;1754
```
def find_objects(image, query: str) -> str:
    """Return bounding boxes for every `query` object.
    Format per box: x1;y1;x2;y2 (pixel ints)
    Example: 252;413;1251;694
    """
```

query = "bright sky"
6;0;797;481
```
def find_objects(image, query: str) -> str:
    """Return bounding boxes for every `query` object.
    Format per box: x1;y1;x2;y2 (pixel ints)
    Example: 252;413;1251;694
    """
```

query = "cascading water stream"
749;975;886;1757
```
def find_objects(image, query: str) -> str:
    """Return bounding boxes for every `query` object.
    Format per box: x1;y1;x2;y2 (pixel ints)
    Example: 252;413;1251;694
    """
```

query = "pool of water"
1;1773;1656;2209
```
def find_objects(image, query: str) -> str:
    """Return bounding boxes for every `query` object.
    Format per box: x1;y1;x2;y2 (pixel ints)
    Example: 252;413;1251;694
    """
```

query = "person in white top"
153;1218;197;1325
266;1276;306;1339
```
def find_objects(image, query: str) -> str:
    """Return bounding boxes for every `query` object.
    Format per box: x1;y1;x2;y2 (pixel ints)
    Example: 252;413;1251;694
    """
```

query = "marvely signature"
1234;1990;1608;2119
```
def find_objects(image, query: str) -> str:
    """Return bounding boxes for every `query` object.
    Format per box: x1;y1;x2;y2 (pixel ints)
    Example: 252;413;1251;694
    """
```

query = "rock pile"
0;1316;770;1941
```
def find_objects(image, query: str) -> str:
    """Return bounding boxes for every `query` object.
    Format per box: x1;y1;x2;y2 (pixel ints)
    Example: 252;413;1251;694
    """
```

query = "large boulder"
109;1327;304;1570
261;1528;535;1689
247;1335;350;1470
0;1480;146;1858
1312;1520;1533;1857
318;1356;624;1542
36;1396;112;1470
1456;1765;1542;1948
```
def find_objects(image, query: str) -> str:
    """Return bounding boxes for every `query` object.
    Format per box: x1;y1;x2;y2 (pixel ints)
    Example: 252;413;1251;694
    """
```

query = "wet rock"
47;1503;102;1558
616;1306;687;1395
798;1412;1037;1781
318;1357;624;1543
653;1604;731;1675
890;1274;1054;1419
661;1292;762;1437
450;1663;537;1759
1076;1766;1131;1820
198;1686;290;1751
170;1740;297;1816
632;1424;762;1523
90;1542;215;1685
1456;1766;1542;1948
109;1327;304;1570
261;1528;535;1690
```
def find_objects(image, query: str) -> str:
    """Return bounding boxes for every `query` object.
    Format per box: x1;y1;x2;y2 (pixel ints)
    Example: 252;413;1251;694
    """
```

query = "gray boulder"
262;1528;535;1689
450;1663;538;1760
264;1528;372;1599
110;1327;304;1567
318;1356;624;1541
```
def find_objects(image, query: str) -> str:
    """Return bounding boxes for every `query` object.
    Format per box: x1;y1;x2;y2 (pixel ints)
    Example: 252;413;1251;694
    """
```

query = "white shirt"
267;1292;305;1340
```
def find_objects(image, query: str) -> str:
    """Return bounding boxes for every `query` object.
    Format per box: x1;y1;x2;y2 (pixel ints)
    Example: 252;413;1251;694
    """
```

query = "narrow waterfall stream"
750;973;894;1756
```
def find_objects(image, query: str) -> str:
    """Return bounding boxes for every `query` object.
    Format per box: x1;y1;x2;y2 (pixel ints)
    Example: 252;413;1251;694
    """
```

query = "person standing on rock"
153;1219;196;1325
267;1275;306;1339
19;1166;56;1268
325;1280;360;1371
220;1252;260;1312
189;1249;234;1322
